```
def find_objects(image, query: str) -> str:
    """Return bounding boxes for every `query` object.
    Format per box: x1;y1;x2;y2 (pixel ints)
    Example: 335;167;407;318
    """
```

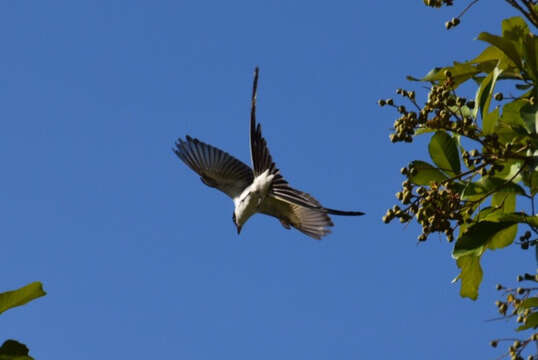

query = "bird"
173;67;364;240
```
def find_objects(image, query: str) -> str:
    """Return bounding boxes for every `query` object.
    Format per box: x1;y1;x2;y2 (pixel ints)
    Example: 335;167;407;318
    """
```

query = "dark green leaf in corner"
0;340;33;360
0;282;46;315
428;131;460;176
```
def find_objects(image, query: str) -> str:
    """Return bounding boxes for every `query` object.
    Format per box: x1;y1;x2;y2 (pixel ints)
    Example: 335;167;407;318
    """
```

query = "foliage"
382;15;538;299
0;340;33;360
0;282;46;360
381;3;538;358
0;282;46;315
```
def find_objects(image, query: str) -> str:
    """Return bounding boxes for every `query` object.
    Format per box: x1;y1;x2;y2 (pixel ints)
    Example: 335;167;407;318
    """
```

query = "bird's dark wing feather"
260;193;333;240
261;188;364;239
174;136;254;199
249;67;274;177
249;67;323;209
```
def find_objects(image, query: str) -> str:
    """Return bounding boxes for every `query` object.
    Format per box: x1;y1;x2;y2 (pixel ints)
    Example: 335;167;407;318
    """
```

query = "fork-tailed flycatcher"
173;68;364;239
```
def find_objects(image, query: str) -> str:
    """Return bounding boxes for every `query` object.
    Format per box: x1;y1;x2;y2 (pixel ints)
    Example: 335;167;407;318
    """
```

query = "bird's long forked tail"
323;207;365;216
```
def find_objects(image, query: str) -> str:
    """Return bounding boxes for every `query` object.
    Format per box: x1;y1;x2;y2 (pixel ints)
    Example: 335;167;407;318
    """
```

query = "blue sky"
1;1;535;359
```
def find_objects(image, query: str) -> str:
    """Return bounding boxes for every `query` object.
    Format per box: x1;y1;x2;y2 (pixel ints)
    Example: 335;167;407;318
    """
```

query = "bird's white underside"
233;169;275;227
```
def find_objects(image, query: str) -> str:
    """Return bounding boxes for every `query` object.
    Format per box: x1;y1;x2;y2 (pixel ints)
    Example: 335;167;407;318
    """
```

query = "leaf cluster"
382;16;538;301
0;282;46;360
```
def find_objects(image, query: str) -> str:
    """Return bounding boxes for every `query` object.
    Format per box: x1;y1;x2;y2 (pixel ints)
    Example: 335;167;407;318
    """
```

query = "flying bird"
173;68;364;239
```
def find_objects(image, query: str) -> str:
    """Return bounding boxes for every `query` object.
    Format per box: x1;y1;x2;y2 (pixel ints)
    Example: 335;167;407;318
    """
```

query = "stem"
505;0;538;27
441;163;488;184
457;0;481;19
470;164;526;204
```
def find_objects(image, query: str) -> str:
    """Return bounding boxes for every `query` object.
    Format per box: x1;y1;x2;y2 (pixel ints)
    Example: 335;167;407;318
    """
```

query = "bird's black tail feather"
324;208;365;216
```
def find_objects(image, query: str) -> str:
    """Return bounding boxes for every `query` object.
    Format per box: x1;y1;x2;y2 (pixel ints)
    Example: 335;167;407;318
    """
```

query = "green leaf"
491;188;517;212
421;62;481;88
453;255;483;300
489;176;526;196
489;212;537;225
502;17;530;39
453;221;516;258
408;160;448;185
494;121;529;144
461;176;525;201
521;297;538;309
471;45;514;68
522;33;538;82
477;32;522;71
414;127;436;135
516;311;538;331
526;215;538;227
428;131;460;176
520;101;538;134
494;160;524;181
487;222;517;250
474;206;499;220
501;98;536;135
487;191;518;249
523;169;538;196
461;181;490;201
483;107;500;135
473;65;503;120
0;282;46;315
449;104;475;120
0;340;33;360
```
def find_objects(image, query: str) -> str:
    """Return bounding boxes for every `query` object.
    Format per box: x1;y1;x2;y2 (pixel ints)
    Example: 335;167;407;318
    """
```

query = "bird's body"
233;169;274;230
174;68;364;239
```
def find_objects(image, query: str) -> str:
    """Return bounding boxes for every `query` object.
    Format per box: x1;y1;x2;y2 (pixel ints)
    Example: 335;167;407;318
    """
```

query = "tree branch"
505;0;538;27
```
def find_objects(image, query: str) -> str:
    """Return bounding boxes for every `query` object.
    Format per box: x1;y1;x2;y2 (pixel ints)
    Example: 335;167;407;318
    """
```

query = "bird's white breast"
234;170;274;226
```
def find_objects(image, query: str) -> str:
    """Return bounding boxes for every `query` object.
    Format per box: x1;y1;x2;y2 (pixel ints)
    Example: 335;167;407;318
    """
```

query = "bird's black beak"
236;225;242;234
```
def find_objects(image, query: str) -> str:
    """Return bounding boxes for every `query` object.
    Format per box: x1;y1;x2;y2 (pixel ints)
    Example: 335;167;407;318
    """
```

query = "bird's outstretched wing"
174;136;254;199
261;189;364;240
249;67;273;177
260;192;334;240
249;67;325;210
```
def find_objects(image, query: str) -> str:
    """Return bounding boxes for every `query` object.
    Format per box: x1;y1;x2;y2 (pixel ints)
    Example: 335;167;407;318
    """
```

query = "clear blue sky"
1;1;534;359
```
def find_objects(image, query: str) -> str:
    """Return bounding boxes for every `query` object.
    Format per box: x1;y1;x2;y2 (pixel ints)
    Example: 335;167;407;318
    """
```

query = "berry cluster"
383;164;464;242
380;71;537;243
491;275;538;360
518;230;536;250
379;72;481;144
423;0;453;8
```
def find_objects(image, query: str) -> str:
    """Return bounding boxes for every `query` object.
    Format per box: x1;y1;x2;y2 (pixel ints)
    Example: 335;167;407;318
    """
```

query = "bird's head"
232;212;242;234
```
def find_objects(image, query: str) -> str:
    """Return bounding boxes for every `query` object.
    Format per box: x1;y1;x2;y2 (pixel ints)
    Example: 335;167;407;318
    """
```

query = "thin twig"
457;0;481;19
522;0;538;25
505;0;538;27
469;163;527;204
